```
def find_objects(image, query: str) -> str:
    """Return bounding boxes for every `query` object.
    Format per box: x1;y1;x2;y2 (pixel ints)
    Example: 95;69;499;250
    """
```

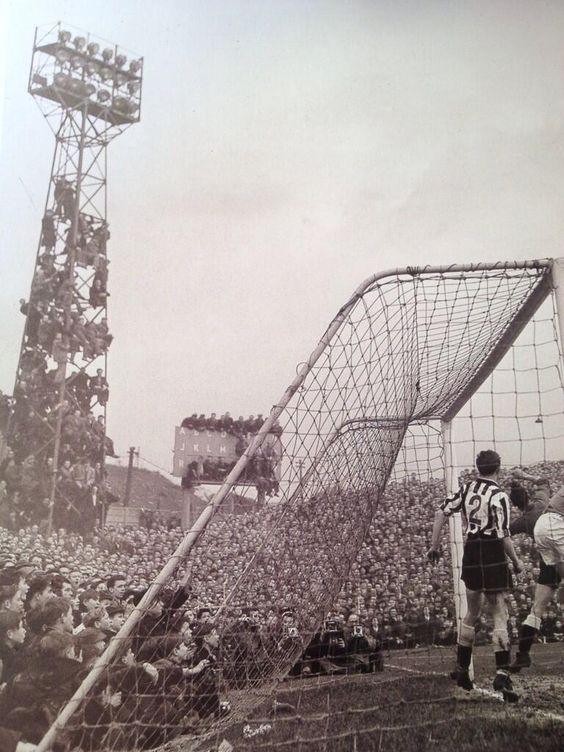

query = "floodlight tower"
7;23;142;533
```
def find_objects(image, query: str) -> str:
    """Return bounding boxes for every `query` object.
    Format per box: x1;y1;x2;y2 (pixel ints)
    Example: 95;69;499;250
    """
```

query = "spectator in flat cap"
76;627;107;669
11;562;36;577
104;603;126;638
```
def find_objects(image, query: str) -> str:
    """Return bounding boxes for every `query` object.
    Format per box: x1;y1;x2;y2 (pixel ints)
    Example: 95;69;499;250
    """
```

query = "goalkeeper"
427;450;522;702
509;469;563;672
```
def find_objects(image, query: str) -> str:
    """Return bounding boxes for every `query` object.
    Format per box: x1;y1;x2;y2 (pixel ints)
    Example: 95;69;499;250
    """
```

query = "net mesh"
7;261;564;751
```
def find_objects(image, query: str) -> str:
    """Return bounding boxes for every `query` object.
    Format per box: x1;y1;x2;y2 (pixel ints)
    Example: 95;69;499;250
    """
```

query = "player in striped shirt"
427;450;522;701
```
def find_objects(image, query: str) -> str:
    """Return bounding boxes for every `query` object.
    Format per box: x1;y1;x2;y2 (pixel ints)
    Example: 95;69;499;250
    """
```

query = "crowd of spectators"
180;414;283;497
0;556;229;750
0;461;562;750
2;177;116;538
181;412;283;437
0;530;383;751
0;392;11;435
138;508;181;531
0;436;118;535
182;444;280;497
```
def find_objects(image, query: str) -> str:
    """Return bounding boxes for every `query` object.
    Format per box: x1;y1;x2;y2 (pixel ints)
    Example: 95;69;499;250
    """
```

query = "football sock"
457;644;473;670
518;624;537;654
519;614;541;654
494;649;510;672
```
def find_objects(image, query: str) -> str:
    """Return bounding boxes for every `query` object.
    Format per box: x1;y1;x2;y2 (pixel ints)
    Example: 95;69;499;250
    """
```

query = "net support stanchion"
441;419;471;678
551;257;564;364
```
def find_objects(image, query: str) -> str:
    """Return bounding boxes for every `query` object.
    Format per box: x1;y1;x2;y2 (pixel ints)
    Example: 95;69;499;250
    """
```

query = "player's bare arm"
427;509;447;563
502;536;522;573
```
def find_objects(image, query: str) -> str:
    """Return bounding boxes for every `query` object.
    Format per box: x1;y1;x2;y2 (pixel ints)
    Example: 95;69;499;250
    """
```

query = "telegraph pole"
123;445;138;507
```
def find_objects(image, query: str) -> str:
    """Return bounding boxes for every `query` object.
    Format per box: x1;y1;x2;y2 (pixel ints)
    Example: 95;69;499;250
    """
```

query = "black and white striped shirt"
440;478;510;539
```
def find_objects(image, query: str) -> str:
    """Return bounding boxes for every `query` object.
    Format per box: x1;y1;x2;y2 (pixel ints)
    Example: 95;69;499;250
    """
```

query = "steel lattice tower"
7;22;143;534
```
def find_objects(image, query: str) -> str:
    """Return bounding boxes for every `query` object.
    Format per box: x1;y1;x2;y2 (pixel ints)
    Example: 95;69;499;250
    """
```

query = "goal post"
552;256;564;364
441;419;469;675
33;258;564;752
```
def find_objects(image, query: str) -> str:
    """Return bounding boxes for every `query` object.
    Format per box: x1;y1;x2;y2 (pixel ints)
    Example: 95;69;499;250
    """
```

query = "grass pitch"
174;643;564;752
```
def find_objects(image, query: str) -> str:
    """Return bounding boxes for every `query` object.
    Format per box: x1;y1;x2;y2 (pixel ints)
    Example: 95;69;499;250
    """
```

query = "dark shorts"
461;536;512;593
537;556;561;588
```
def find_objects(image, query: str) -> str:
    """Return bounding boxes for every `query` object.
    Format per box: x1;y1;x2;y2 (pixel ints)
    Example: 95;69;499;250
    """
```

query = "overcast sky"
2;0;564;476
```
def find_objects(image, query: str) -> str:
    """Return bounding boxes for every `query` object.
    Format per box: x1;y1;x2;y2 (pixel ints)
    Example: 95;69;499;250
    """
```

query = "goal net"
27;260;564;752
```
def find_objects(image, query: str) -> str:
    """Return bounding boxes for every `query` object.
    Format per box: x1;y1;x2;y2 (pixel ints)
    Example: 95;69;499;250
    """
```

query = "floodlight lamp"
127;80;140;95
70;56;83;70
85;83;96;97
101;47;114;62
87;42;100;56
73;36;86;51
113;96;138;117
115;53;127;68
129;59;142;75
115;72;128;87
69;78;84;94
58;30;72;44
112;96;128;112
99;67;112;82
97;89;111;103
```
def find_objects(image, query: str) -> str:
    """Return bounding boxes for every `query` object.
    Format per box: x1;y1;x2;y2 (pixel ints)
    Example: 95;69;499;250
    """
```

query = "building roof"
105;463;183;512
